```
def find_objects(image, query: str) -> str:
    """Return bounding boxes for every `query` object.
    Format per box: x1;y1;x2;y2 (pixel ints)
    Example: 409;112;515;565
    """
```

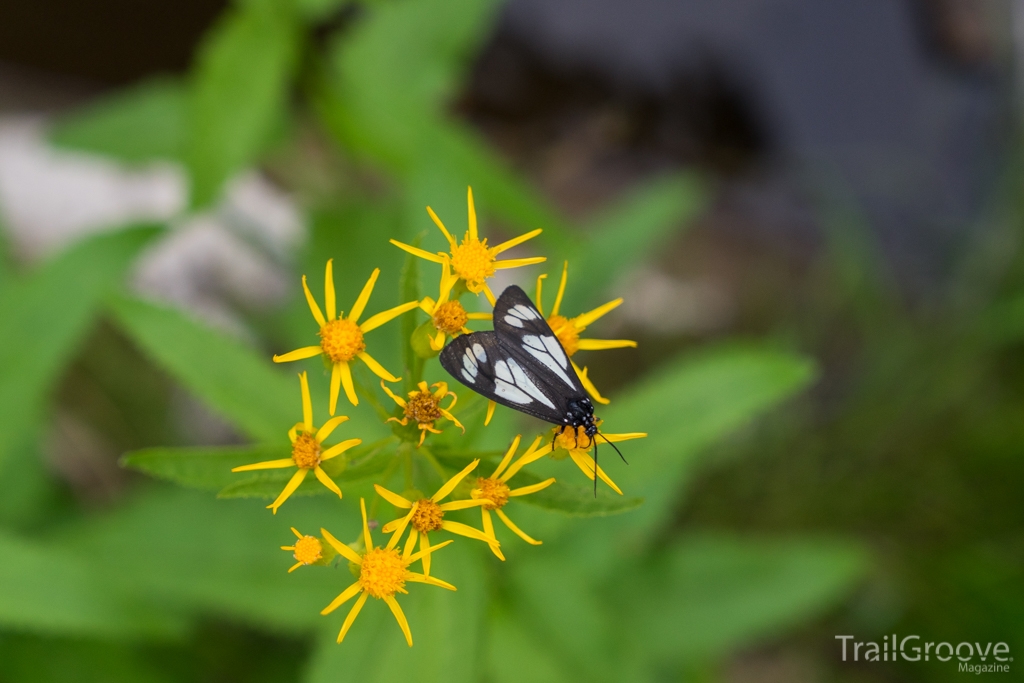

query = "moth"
439;285;624;492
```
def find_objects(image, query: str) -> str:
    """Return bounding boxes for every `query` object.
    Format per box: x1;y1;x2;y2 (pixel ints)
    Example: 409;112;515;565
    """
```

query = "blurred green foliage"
0;0;895;681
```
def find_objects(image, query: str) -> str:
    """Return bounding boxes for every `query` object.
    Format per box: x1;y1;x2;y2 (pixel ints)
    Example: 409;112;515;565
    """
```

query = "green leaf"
59;488;360;633
603;344;817;536
120;444;289;491
319;0;570;242
560;173;707;312
0;530;182;639
108;295;295;444
49;79;187;163
617;535;868;668
216;438;397;499
304;540;488;683
0;226;161;469
486;609;572;683
0;635;173;683
186;0;300;207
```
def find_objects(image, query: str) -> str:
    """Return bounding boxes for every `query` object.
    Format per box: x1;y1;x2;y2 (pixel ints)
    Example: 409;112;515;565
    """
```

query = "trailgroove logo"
836;635;1012;674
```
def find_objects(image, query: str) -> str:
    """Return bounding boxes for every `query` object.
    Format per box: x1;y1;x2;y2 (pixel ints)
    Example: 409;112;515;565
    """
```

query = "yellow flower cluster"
230;187;645;647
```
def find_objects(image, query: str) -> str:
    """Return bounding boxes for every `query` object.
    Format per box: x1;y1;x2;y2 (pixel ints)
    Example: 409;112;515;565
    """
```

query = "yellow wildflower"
380;380;465;447
231;372;361;514
544;423;647;495
469;435;556;560
319;499;456;646
418;257;491;350
536;261;637;404
375;459;496;575
281;527;328;573
272;260;420;414
390;187;546;305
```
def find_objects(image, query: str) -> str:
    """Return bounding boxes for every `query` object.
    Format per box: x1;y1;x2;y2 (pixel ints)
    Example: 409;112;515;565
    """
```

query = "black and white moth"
439;285;624;492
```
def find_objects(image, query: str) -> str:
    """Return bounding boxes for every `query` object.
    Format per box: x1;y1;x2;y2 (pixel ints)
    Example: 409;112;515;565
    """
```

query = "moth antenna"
597;431;627;464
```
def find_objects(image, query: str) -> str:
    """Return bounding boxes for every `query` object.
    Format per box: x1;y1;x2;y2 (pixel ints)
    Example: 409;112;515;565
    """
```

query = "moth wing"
439;331;566;423
492;285;586;395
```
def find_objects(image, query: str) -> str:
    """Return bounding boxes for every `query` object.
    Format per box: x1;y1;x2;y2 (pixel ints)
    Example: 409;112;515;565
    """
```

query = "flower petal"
484;400;496;425
288;562;303;573
493;256;547;270
232;459;294;472
438;498;488;511
426;206;457;249
483;284;497;307
405;539;452;565
383;594;414;647
491;435;521;479
466;186;478;241
321;581;361;615
441;520;495;544
359;498;373;550
273;346;322;363
390;239;446;263
316;415;349;443
386;503;418;551
302;275;326;327
267;469;308;514
374;484;413;509
339;361;358;407
299;371;313;431
336;592;368;643
493;228;543;255
406;572;457;591
499;436;549;481
348;268;379;324
419;532;431;576
509;478;556;497
324;259;336;321
495;508;542;545
320;528;363;565
574;361;610;405
430;458;479;502
599;432;648;443
359;300;420;333
535;273;547;316
481;509;505;560
551;260;568;317
575;338;638;351
568;450;623;495
314;466;342;499
321;438;361;460
358;352;400;382
573;298;624;329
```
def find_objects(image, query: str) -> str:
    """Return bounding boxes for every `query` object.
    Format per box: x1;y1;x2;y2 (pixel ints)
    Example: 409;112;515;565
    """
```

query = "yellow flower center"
547;315;580;356
405;391;443;425
319;318;366;363
292;433;321;469
473;477;510;510
433;300;469;335
411;498;444;533
554;425;593;451
451;237;495;293
358;547;406;598
293;535;323;565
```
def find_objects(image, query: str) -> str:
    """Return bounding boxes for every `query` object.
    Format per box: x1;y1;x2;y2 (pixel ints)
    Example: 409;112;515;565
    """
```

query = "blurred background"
0;0;1021;681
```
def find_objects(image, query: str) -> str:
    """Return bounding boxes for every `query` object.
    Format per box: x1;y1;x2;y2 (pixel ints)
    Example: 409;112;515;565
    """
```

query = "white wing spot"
522;335;545;351
462;369;477;384
522;341;575;389
494;360;514;383
473;343;487;362
495;380;532;404
511;304;538;320
507;358;555;409
541;335;569;369
462;354;478;378
503;314;524;328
